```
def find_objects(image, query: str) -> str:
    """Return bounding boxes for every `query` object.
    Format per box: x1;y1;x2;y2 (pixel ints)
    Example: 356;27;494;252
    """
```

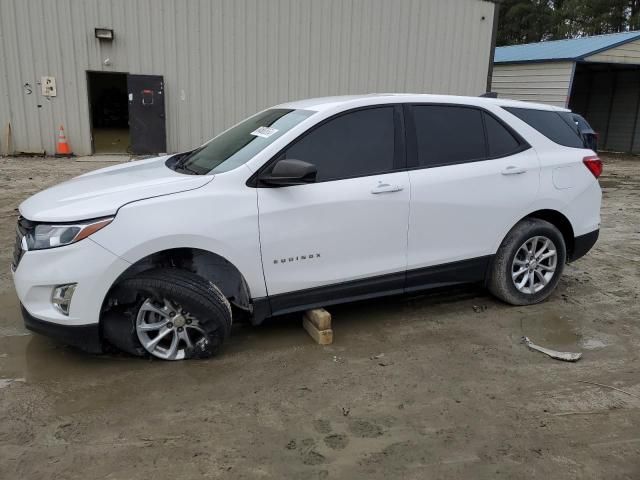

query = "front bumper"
12;236;130;331
21;304;103;353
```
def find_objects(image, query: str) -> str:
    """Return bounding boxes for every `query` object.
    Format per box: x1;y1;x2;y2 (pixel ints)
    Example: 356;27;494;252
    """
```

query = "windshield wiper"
171;152;200;175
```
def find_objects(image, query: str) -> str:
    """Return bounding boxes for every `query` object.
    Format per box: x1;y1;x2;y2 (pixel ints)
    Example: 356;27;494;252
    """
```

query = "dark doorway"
127;74;167;154
569;62;640;153
87;72;130;153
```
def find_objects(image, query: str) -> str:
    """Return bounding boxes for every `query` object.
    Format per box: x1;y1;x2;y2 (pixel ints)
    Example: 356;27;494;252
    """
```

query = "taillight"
583;155;603;178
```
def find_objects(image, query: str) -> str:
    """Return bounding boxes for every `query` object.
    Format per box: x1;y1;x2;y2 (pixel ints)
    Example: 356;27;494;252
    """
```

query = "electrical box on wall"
41;76;56;97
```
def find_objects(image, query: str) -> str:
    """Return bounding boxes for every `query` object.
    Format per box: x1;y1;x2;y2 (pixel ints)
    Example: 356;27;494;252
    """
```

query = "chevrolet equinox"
11;94;602;360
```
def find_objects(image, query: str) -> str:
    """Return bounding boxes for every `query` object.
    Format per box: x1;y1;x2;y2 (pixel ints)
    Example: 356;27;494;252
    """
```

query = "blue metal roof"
495;31;640;64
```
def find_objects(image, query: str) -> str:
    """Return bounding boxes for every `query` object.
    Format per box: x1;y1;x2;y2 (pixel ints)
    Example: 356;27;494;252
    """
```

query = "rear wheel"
103;268;232;360
487;219;566;305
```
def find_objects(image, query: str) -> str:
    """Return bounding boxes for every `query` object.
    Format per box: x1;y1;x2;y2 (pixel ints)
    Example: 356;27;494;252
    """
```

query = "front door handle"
371;183;404;194
501;166;527;175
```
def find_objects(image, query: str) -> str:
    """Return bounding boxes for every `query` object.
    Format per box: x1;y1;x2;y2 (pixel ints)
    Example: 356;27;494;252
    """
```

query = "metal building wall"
0;0;496;156
585;38;640;65
491;61;575;107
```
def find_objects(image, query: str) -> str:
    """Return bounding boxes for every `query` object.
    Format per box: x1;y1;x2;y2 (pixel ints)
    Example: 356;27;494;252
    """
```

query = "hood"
19;156;214;222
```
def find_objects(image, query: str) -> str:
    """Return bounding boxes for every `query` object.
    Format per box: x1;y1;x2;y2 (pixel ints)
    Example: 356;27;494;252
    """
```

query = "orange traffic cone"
55;125;73;157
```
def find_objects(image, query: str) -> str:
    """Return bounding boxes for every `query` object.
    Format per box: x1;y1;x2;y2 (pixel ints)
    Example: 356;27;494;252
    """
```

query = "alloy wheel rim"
511;236;558;294
135;298;207;360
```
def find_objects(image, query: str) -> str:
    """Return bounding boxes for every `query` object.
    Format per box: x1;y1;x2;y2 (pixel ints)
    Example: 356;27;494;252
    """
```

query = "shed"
0;0;500;157
492;31;640;153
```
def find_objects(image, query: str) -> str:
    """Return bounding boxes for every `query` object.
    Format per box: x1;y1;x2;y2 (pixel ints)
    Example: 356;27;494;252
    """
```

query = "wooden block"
303;317;333;345
304;308;332;330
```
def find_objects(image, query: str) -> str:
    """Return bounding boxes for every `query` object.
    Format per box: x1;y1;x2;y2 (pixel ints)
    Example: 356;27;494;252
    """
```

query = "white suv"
11;94;602;360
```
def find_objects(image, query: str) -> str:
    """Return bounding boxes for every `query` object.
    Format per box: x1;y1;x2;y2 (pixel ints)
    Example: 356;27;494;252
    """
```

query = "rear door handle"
501;166;527;175
371;183;404;194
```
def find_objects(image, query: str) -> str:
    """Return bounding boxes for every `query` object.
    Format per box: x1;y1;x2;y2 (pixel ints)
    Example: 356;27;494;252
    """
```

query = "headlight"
25;217;113;250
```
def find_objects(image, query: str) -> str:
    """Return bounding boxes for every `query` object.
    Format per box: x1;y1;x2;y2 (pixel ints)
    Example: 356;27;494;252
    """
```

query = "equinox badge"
274;254;321;264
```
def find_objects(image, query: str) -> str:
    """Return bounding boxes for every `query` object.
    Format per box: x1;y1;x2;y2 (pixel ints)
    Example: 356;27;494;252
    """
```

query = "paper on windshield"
250;126;279;138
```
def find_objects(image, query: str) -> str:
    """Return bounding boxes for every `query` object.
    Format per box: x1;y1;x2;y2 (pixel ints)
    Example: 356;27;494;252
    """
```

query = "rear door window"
412;105;487;167
504;107;584;148
282;107;396;182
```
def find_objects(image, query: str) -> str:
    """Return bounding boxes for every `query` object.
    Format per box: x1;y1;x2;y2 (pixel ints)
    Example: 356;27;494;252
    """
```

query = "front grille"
11;217;32;271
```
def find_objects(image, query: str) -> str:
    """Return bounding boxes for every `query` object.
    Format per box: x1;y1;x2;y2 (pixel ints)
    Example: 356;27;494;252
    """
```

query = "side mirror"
259;159;317;187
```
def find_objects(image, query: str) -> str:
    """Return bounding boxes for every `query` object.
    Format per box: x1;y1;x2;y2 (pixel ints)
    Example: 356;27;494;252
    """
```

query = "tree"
557;0;628;37
497;0;640;46
631;0;640;30
497;0;554;46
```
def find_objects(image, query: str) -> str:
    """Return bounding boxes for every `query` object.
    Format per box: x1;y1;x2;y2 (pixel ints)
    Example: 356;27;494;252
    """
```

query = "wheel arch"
522;209;575;258
102;247;253;314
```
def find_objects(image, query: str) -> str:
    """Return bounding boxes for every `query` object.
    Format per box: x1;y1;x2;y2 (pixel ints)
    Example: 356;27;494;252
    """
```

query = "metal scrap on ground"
522;336;583;362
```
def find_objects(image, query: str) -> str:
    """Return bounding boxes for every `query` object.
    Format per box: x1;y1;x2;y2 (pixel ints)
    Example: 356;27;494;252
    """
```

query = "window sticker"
251;126;279;138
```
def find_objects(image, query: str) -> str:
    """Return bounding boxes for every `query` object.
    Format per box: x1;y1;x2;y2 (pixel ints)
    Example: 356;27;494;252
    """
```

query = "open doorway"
569;62;640;154
87;71;130;153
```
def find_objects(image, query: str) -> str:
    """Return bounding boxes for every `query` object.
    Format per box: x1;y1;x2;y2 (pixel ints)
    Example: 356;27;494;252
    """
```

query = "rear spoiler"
480;92;498;98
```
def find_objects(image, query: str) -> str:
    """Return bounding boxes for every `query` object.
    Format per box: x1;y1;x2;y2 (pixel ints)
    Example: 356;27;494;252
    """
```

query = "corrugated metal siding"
567;69;589;114
581;72;614;144
491;61;575;107
0;0;496;156
585;38;640;64
604;70;640;151
569;66;640;153
631;94;640;153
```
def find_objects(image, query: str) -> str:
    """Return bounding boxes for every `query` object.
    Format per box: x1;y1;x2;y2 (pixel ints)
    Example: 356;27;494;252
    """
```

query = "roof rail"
480;92;498;98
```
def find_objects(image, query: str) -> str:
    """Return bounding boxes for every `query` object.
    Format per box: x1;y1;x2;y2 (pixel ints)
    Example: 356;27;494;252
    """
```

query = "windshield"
170;108;315;175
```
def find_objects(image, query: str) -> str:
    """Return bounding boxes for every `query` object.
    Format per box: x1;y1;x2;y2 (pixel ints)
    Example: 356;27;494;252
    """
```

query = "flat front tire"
104;268;232;360
487;218;566;305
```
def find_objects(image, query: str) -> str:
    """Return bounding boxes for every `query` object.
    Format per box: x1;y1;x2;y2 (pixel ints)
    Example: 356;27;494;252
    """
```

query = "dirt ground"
0;155;638;479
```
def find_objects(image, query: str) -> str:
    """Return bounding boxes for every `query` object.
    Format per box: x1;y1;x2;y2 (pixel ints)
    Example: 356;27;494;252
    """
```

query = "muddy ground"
0;155;638;479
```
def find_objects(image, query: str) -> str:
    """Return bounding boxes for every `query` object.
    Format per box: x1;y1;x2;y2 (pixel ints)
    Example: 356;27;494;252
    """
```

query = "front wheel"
487;218;566;305
103;268;232;360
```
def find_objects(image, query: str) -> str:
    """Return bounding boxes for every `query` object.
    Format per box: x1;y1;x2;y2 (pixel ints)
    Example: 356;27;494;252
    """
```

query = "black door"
127;74;167;154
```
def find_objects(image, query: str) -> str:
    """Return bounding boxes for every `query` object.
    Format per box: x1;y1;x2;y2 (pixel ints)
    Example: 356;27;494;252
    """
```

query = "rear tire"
103;268;232;360
487;218;566;305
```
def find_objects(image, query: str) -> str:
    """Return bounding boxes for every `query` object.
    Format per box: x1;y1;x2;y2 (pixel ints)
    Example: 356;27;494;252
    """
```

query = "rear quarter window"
504;107;584;149
483;112;523;158
572;114;590;131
